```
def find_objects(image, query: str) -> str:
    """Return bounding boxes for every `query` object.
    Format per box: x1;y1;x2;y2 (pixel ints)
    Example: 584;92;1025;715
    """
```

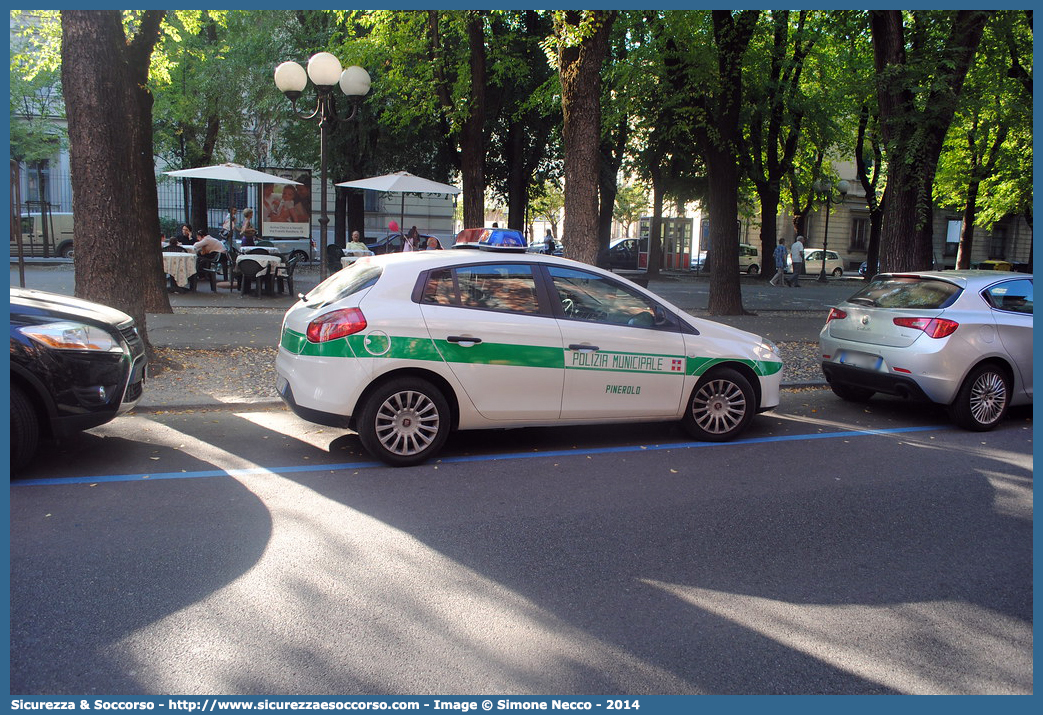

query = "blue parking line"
12;425;942;487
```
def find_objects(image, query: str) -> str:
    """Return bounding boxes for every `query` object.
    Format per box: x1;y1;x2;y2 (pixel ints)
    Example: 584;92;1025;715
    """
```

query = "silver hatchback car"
819;271;1032;430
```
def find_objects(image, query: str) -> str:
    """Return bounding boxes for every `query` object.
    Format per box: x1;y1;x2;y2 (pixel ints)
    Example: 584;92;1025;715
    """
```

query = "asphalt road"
9;389;1033;696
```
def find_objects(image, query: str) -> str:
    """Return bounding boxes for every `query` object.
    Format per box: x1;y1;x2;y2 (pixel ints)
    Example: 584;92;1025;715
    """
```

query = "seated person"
165;236;187;252
241;227;257;247
191;229;227;256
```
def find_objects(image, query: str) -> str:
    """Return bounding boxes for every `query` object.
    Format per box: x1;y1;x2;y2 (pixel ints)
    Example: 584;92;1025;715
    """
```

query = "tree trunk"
871;10;990;272
647;174;664;278
460;12;487;228
557;10;616;265
61;10;168;361
758;181;782;276
956;182;980;269
704;10;759;316
505;122;527;230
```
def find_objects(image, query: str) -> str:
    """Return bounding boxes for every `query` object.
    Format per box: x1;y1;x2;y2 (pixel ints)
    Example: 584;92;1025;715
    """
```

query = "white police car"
276;230;783;466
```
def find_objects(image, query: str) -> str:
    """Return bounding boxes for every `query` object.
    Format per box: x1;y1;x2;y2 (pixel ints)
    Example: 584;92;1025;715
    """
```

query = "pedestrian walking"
770;238;788;286
787;235;805;287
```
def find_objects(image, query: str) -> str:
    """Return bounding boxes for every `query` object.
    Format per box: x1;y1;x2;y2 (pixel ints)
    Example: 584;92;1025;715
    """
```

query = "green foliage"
10;11;65;163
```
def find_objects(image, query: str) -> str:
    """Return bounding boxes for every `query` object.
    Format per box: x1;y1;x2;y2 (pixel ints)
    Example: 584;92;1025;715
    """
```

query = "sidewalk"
12;262;852;410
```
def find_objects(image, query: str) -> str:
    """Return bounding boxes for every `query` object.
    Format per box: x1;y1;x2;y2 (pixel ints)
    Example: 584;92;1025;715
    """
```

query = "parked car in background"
687;245;759;273
526;239;564;256
10;288;148;471
690;250;708;272
738;243;761;274
975;259;1014;271
606;238;640;270
819;271;1032;431
276;245;782;466
13;212;75;258
366;233;441;254
803;248;846;277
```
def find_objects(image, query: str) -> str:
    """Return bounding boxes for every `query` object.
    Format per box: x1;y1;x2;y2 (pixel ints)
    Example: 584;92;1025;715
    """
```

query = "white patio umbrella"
165;162;303;186
336;171;460;235
165;163;304;239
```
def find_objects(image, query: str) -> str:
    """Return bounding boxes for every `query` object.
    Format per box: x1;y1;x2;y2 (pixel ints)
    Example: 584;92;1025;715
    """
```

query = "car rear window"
421;264;541;314
845;276;961;309
302;261;382;308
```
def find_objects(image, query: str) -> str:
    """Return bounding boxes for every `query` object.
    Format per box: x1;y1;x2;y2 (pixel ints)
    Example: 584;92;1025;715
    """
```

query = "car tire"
948;363;1010;431
357;377;451;466
290;249;309;263
58;242;74;259
830;382;875;402
832;267;843;277
11;384;39;471
747;265;760;275
681;367;755;442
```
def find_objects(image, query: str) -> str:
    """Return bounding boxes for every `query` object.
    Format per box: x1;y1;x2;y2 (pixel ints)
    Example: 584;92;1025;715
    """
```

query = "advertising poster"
258;167;312;238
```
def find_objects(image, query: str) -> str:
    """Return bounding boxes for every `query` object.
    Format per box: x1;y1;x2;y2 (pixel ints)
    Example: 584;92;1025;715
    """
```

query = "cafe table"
162;251;197;289
340;247;374;268
235;253;284;295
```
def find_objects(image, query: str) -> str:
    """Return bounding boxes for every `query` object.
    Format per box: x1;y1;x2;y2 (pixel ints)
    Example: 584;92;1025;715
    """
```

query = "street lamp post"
274;52;371;281
813;178;850;282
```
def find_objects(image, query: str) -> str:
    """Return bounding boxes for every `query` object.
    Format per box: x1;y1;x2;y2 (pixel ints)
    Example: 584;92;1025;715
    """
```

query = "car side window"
422;264;541;314
983;279;1033;315
547;265;670;329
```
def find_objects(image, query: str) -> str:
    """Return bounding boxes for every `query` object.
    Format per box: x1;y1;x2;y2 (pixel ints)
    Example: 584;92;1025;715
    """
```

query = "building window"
944;219;961;257
24;160;50;205
989;225;1008;259
849;217;868;251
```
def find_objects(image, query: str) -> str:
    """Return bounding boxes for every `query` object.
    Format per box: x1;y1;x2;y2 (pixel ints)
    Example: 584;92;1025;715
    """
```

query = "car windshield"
302;260;382;308
845;276;961;309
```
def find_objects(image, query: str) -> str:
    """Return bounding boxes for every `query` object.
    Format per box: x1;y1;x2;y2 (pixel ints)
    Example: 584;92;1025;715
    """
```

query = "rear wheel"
948;363;1010;431
357;377;451;466
832;267;843;277
58;242;74;259
681;367;755;441
11;385;40;471
830;382;875;402
290;249;309;263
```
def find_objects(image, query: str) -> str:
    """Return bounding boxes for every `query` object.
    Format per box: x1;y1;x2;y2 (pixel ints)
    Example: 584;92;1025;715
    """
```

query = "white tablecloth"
162;252;196;288
236;253;283;273
341;250;374;268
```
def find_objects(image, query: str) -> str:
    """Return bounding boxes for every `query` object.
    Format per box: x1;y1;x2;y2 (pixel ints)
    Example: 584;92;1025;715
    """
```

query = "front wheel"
11;385;40;471
681;367;755;441
948;363;1010;431
357;377;451;466
58;242;74;259
747;265;760;275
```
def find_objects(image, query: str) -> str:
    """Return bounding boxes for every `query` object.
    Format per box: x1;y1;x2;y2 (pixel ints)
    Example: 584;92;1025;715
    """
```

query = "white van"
738;243;761;274
14;213;75;258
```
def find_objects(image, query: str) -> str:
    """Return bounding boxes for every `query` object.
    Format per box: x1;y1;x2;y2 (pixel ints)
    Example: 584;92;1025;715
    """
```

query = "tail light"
307;308;367;342
825;308;847;324
893;317;959;338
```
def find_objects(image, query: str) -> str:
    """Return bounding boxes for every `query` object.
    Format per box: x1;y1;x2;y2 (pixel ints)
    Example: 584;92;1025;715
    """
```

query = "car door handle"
447;335;482;345
568;343;600;352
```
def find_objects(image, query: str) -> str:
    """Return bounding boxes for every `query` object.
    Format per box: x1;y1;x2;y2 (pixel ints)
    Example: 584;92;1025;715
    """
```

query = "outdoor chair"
189;253;219;292
276;255;303;295
237;258;269;298
326;244;345;273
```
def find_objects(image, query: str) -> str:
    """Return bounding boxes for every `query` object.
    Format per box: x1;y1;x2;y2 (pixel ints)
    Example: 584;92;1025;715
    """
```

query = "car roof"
365;247;578;271
874;270;1028;288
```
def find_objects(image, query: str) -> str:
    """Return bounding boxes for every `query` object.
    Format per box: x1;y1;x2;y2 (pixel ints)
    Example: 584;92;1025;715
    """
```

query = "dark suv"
10;288;147;471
